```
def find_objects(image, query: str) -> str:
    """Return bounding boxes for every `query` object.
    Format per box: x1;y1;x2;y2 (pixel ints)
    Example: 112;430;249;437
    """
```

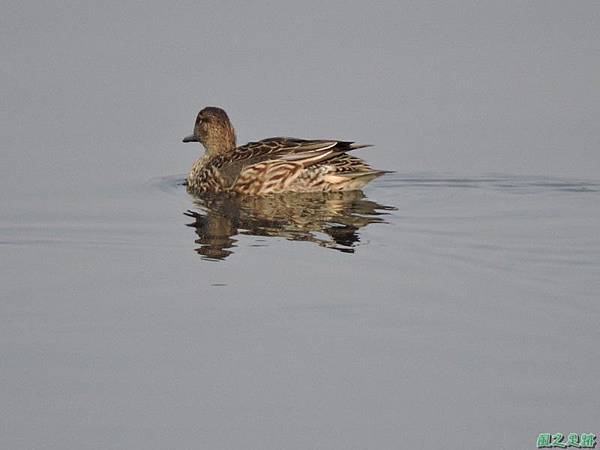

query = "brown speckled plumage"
183;107;385;195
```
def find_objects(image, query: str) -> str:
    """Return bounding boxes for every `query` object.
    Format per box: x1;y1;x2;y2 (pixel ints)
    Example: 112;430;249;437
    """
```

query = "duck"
182;106;385;195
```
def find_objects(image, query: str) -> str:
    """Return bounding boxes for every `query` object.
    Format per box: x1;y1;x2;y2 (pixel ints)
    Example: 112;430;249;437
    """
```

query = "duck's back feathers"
231;137;371;162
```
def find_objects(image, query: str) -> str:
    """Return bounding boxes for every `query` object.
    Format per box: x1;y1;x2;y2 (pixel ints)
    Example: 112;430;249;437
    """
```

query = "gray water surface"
3;173;599;449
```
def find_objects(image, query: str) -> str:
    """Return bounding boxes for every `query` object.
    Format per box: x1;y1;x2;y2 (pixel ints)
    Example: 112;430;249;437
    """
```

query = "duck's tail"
323;170;386;191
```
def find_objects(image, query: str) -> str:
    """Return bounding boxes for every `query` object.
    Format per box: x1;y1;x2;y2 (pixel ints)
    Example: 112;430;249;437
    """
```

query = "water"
3;172;599;449
2;2;600;449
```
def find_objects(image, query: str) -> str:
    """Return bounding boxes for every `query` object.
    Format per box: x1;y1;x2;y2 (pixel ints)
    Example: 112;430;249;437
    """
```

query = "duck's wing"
214;138;371;187
222;138;377;194
233;137;371;165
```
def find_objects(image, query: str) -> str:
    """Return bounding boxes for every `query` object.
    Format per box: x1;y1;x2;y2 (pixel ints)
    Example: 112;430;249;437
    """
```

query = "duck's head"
183;106;237;156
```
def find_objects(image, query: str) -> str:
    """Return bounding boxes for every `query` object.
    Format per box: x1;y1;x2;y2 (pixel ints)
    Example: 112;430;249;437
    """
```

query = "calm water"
2;2;600;449
3;172;599;449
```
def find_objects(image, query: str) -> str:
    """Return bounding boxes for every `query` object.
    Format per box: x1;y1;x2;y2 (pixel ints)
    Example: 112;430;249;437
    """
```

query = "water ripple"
375;173;600;193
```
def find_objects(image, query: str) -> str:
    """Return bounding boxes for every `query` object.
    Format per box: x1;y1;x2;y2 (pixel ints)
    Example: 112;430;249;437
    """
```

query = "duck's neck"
203;125;237;156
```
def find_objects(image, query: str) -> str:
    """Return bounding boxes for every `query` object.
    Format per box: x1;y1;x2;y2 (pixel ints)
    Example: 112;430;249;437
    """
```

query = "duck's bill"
182;135;198;143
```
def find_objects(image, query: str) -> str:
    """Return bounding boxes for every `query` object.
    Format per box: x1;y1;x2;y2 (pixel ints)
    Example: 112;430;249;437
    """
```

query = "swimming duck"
183;107;384;195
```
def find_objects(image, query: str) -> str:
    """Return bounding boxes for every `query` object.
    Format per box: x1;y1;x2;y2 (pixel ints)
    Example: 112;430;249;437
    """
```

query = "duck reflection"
184;190;395;261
